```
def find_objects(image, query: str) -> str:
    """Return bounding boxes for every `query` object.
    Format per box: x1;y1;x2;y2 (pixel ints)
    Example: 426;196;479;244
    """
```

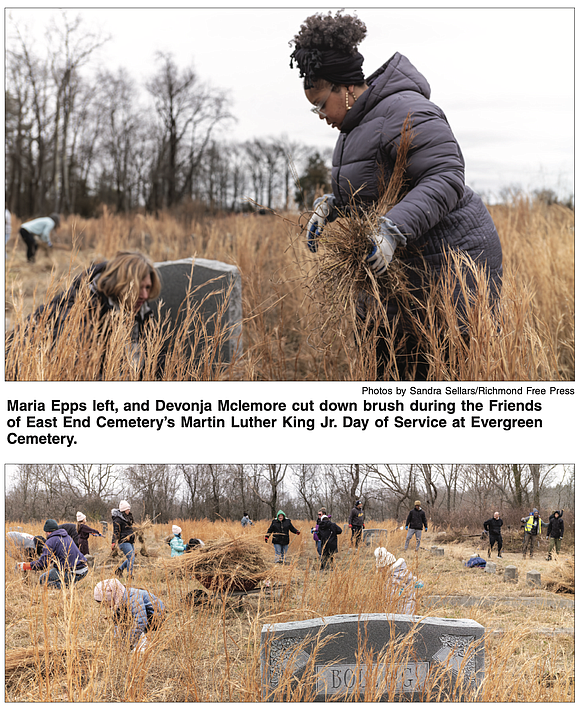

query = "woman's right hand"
306;194;335;252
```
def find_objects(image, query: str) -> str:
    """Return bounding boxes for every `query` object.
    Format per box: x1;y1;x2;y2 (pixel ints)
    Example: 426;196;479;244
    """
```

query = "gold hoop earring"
346;91;350;111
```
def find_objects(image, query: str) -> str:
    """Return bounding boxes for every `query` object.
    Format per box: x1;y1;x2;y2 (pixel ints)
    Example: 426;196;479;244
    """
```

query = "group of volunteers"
482;508;565;560
11;497;566;651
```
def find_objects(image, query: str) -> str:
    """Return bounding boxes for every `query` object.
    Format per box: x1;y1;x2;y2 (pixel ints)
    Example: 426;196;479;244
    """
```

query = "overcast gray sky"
6;6;574;200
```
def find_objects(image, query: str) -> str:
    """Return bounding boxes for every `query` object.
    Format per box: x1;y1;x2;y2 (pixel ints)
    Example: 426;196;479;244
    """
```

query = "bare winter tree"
249;464;288;518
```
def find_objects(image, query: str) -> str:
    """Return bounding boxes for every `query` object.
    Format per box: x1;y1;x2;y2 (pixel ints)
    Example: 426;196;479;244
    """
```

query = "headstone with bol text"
152;257;242;366
261;613;484;701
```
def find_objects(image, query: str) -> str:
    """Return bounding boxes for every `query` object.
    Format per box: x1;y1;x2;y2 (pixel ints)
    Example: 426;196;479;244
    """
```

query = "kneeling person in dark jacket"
18;519;89;589
317;515;343;571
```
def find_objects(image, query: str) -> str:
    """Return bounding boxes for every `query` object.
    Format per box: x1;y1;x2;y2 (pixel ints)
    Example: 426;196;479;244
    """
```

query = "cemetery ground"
5;194;574;380
5;519;574;701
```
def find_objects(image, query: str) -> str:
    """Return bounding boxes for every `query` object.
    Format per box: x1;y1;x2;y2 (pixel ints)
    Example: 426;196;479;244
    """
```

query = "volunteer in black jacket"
317;515;343;571
265;510;301;564
404;501;428;551
348;500;365;547
483;511;504;558
546;510;564;560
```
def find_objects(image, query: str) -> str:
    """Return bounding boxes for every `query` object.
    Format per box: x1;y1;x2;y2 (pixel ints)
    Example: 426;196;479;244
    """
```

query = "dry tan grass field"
5;196;574;380
5;518;574;701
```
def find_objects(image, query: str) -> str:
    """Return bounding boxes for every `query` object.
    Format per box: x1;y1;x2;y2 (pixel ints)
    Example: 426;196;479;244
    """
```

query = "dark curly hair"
291;10;367;54
290;11;367;89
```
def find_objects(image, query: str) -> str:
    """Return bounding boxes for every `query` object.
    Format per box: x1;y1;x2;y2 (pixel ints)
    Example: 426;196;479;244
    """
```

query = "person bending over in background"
112;501;136;578
94;578;165;653
76;512;104;556
265;510;301;564
19;213;60;262
17;518;88;589
290;11;502;380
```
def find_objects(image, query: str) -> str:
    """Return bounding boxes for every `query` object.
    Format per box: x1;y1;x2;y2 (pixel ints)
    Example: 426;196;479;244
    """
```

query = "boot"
487;547;491;558
498;553;503;558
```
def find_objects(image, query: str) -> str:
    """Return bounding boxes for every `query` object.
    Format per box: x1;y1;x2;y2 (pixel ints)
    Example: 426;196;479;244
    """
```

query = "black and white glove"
366;217;407;276
306;194;336;253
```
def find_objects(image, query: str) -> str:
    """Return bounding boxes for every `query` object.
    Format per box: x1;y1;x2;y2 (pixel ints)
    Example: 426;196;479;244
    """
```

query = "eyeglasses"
310;87;334;117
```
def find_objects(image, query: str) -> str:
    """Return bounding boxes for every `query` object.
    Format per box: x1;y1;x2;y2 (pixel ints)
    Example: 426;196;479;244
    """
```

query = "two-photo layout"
4;6;574;705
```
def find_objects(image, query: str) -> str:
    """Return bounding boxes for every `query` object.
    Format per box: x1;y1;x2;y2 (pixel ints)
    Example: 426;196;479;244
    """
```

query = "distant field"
5;518;574;701
5;196;574;380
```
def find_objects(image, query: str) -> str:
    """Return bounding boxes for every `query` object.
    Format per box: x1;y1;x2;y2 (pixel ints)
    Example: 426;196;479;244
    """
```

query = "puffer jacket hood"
276;510;286;518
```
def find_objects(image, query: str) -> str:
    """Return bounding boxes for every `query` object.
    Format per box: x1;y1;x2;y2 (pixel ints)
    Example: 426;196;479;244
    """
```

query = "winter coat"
317;518;343;556
483;517;503;536
114;587;165;647
58;523;80;548
30;529;87;572
266;513;300;546
77;522;102;556
523;514;543;535
348;507;365;528
112;509;136;545
547;515;564;539
331;52;503;325
170;534;187;557
387;559;423;614
405;508;428;530
14;261;154;379
241;515;253;527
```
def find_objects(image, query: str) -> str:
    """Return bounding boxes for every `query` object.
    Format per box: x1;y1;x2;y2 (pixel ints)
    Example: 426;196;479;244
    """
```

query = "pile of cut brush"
164;535;277;592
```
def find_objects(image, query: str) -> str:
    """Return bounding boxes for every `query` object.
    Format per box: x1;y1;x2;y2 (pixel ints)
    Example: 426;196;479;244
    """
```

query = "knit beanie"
43;519;58;533
119;500;130;512
172;525;181;535
76;512;86;522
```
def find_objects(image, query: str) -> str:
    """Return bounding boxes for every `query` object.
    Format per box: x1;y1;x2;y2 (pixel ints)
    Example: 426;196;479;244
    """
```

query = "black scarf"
291;47;365;88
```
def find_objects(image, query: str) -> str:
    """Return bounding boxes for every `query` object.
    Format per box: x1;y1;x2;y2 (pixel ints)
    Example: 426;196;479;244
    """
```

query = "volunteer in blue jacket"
17;518;89;588
19;213;60;262
290;11;503;380
169;525;187;557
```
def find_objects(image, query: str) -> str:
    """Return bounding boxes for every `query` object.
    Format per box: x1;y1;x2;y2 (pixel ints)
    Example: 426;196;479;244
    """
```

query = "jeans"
118;542;135;575
273;543;287;564
316;540;322;558
404;528;422;551
39;566;89;589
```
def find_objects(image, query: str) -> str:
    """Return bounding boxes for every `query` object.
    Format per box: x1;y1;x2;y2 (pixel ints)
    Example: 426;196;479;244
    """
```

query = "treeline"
5;13;330;220
5;464;573;531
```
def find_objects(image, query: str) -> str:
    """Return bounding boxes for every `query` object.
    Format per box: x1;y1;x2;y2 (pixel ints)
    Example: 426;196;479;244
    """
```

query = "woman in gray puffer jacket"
291;12;503;380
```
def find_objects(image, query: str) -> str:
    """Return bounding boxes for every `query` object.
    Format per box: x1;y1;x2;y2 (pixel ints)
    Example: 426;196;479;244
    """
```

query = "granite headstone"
152;257;242;365
261;613;484;702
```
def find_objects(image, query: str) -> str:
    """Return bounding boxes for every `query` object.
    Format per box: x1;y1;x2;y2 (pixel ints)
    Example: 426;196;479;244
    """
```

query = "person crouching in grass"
94;578;165;653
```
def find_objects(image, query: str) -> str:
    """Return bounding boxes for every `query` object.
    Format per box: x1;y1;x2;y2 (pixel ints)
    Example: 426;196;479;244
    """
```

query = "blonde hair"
97;251;161;303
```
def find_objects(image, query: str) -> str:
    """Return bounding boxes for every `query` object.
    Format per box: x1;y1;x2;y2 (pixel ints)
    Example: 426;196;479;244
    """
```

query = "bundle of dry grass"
308;114;416;331
544;556;574;594
5;644;97;679
164;535;278;592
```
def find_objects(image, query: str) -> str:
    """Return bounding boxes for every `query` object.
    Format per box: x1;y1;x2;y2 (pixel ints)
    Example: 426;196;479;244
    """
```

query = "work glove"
111;543;116;551
405;526;408;530
363;524;365;529
306;194;336;253
424;528;428;533
414;581;424;589
17;562;32;571
264;536;269;543
296;531;301;535
349;524;352;528
366;217;407;276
